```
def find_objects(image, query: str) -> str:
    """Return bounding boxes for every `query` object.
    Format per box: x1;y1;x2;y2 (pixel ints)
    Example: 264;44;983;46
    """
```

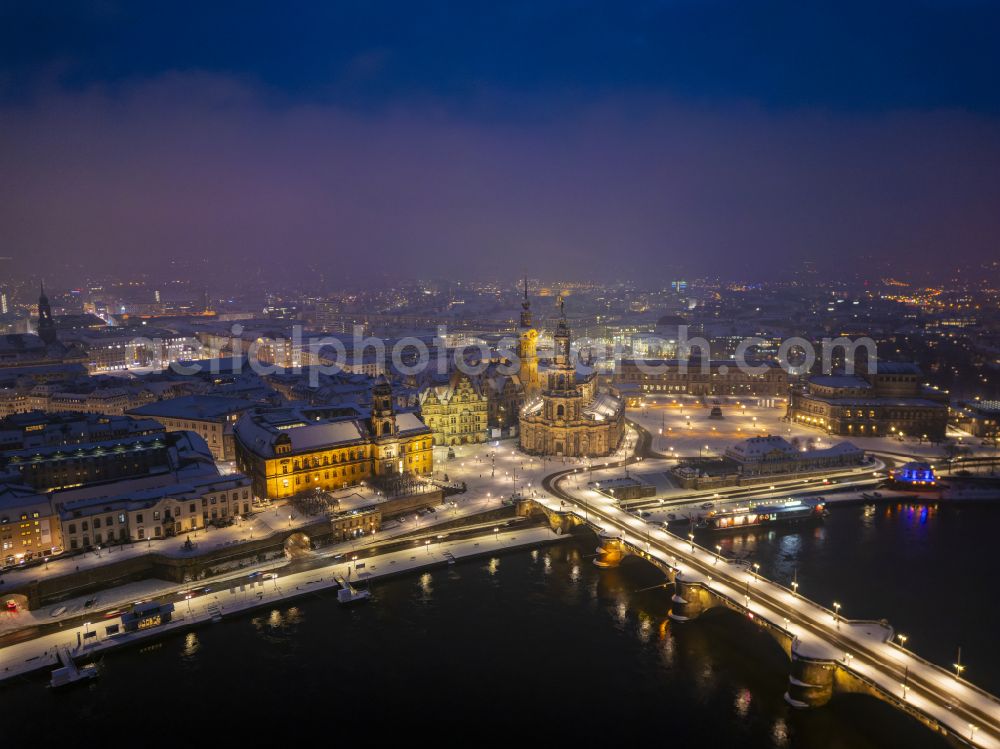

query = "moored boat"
697;498;826;532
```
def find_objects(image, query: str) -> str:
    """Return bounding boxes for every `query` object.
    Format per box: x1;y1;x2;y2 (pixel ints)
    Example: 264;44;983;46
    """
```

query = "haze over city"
3;1;1000;283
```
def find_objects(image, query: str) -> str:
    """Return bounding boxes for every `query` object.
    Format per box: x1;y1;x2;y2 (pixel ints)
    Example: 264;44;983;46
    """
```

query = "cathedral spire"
554;294;571;368
519;275;532;329
37;281;57;345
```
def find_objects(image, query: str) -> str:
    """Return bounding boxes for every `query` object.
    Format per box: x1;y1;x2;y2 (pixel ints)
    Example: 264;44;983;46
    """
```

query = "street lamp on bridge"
954;646;965;678
688;532;695;552
833;601;842;627
714;544;722;565
897;633;908;650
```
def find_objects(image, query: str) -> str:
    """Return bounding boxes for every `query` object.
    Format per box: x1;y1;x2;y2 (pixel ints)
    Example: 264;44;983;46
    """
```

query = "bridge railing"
655;521;1000;712
833;660;983;747
546;489;1000;712
883;638;1000;710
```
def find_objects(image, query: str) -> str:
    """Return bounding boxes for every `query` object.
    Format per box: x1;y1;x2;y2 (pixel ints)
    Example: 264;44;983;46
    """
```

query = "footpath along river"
2;501;996;746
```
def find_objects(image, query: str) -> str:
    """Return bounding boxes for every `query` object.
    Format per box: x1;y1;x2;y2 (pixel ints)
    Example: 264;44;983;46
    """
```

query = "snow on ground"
626;398;981;460
0;525;563;681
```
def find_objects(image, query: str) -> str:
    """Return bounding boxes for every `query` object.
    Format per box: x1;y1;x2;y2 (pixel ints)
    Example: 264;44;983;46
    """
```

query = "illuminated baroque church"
519;298;625;457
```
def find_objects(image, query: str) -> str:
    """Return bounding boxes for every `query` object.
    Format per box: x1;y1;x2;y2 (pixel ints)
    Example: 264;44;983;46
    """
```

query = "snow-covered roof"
584;392;623;421
725;435;863;463
233;408;369;458
129;394;255;420
287;420;366;451
396;411;430;435
59;471;249;518
809;374;871;390
725;435;797;460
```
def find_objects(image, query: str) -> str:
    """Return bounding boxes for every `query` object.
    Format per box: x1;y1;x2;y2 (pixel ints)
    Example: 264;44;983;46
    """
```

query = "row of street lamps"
692;534;973;685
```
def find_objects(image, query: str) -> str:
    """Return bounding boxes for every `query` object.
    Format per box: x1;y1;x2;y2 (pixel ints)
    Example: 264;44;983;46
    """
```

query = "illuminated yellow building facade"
419;371;489;445
234;377;433;500
0;485;62;565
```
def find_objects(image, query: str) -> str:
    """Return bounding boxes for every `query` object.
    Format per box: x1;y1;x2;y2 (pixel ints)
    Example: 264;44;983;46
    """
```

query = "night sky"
2;1;1000;283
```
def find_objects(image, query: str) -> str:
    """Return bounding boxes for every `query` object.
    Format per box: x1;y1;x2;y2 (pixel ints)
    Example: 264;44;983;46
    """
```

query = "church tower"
370;374;402;477
540;296;582;422
370;375;398;438
517;276;539;395
37;283;58;345
552;296;572;371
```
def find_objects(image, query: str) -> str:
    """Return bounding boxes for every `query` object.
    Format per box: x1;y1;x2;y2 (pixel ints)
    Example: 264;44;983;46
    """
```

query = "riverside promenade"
0;525;564;683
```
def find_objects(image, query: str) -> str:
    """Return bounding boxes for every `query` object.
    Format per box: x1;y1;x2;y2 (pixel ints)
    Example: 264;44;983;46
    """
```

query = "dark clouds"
5;1;1000;114
2;2;1000;283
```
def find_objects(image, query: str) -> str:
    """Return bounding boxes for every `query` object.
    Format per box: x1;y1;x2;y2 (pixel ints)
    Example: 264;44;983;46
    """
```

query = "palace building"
787;362;948;440
519;300;624;457
614;358;789;398
234;376;433;500
418;370;489;446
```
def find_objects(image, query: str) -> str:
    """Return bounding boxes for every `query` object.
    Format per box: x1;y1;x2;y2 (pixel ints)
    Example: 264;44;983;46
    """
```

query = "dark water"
4;503;997;747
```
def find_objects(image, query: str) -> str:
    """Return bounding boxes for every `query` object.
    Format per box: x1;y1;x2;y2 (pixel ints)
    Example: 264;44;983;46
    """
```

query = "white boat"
49;649;98;689
337;587;371;604
334;574;371;604
50;606;67;618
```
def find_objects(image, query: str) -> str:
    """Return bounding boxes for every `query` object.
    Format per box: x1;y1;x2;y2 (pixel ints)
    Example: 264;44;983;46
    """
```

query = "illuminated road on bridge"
540;424;1000;748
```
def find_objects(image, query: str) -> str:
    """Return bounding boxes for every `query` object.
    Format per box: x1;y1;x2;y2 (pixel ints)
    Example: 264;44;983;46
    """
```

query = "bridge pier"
785;654;835;708
593;534;628;568
669;577;708;621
